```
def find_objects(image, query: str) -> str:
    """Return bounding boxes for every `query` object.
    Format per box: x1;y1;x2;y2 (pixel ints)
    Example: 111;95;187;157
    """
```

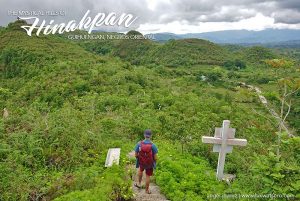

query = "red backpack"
138;141;154;169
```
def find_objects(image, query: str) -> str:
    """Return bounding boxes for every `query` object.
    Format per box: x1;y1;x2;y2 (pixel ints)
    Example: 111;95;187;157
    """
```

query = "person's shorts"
139;167;153;176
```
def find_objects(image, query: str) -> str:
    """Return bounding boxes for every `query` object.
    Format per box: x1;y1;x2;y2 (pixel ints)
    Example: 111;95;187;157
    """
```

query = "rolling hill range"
146;29;300;46
0;21;299;201
77;30;278;67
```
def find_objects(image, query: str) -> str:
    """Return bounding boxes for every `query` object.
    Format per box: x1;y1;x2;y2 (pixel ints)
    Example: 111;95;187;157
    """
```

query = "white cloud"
146;0;171;11
138;13;300;34
1;0;300;33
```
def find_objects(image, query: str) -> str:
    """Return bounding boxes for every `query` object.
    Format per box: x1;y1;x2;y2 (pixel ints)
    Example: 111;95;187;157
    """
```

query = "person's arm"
154;154;158;161
134;142;140;158
152;144;158;161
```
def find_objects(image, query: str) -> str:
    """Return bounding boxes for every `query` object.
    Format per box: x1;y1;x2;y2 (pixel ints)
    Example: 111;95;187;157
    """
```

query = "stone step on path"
128;151;169;201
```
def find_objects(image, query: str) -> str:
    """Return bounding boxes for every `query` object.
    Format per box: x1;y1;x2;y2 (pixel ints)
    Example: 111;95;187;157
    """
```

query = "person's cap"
144;129;152;138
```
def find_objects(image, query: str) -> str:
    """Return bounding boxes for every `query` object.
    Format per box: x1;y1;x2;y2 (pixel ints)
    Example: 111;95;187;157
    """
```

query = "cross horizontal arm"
202;136;221;144
228;139;247;146
202;136;247;146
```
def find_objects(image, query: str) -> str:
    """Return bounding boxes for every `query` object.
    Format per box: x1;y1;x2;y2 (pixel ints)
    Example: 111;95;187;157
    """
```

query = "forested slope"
0;21;299;201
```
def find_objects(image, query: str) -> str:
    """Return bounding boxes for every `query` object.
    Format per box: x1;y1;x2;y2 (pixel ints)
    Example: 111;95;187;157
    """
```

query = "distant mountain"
263;40;300;48
146;32;182;42
146;29;300;46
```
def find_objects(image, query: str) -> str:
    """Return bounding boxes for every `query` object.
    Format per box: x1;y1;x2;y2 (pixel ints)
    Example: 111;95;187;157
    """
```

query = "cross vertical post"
216;120;230;180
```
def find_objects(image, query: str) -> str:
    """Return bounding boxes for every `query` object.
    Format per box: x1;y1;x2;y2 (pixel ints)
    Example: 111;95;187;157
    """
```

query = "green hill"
241;46;277;63
79;33;232;67
147;38;231;67
112;31;157;65
0;21;299;201
77;31;278;68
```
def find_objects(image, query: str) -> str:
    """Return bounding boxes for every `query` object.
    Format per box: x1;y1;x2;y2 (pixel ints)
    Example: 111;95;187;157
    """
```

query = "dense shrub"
223;59;246;70
1;48;22;78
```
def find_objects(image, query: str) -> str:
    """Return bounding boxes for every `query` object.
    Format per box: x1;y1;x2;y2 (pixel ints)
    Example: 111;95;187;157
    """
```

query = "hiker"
134;129;158;194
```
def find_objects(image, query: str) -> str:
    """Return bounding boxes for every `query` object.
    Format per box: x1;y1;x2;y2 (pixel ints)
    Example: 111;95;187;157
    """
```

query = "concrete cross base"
222;174;236;185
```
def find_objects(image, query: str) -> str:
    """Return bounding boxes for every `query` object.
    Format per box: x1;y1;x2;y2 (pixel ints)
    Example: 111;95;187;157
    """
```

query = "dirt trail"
128;151;169;201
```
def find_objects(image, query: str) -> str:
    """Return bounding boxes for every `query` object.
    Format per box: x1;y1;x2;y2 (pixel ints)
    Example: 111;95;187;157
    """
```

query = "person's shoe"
134;183;142;188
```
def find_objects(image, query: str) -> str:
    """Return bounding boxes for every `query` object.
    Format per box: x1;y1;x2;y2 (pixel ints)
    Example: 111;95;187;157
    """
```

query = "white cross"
202;120;247;180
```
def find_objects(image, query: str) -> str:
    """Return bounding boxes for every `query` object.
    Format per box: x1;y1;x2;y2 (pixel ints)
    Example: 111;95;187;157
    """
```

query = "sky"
1;0;300;34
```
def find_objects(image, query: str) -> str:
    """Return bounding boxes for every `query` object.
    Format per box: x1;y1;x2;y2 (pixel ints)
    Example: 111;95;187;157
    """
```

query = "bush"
1;48;22;78
256;77;273;84
264;91;278;101
156;143;226;201
223;59;246;70
206;68;223;82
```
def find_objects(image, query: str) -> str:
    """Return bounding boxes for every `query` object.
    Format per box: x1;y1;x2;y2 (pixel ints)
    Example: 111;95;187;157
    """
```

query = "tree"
265;59;300;158
277;79;300;137
264;59;294;69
